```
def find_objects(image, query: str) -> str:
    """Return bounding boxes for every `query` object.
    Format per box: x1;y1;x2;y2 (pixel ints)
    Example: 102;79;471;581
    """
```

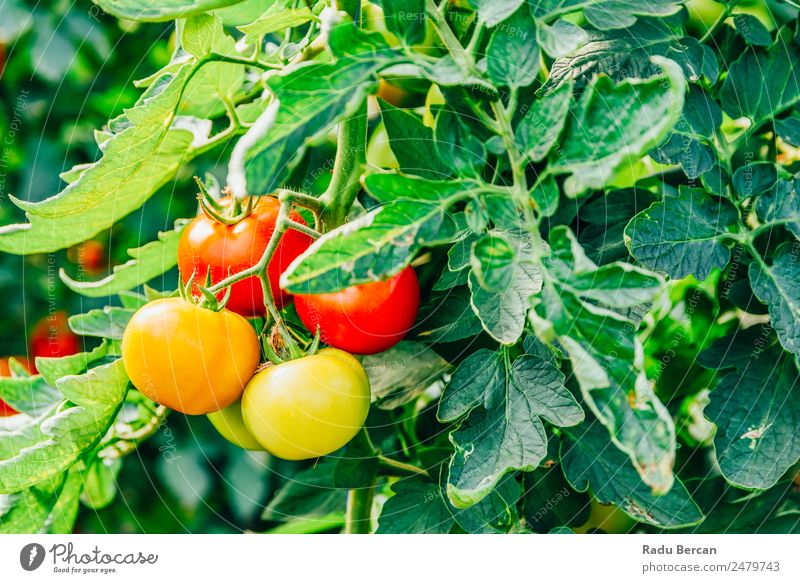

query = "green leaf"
378;99;450;179
0;54;212;254
90;0;246;22
776;113;800;147
417;287;485;343
0;374;62;419
577;188;658;265
467;0;525;27
721;37;800;128
755;179;800;239
537;19;588;58
382;0;426;45
546;17;717;89
534;227;674;493
0;469;82;534
701;332;800;490
363;341;449;410
485;6;539;89
530;174;559;218
733;162;777;200
80;458;122;510
625;187;740;280
35;342;111;388
515;81;573;163
650;86;721;179
749;244;800;364
468;231;542;345
532;0;686;31
561;421;703;528
522;459;590;532
376;477;454;533
60;222;186;298
441;344;583;508
238;3;314;40
453;474;522;533
551;57;686;196
0;0;32;44
0;360;128;493
68;307;135;341
262;461;345;521
434;108;487;178
281;175;472;293
732;13;772;47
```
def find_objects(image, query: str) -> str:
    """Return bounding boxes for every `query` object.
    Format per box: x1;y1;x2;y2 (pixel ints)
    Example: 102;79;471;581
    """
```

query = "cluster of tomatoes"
0;312;81;416
121;195;420;460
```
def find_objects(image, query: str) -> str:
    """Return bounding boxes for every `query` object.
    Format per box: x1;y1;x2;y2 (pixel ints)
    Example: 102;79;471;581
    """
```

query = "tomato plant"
1;0;800;537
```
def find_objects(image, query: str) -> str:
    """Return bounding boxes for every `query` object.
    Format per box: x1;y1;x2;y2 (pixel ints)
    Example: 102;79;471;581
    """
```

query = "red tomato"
68;240;106;275
294;266;420;355
0;356;34;417
178;197;313;317
29;312;81;362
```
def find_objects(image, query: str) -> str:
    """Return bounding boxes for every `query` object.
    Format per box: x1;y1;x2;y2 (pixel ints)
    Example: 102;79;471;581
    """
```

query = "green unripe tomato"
241;348;371;460
208;399;265;451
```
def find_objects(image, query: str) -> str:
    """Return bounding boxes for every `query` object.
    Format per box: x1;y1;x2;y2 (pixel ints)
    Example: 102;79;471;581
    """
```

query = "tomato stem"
344;481;375;534
377;455;431;479
318;100;368;231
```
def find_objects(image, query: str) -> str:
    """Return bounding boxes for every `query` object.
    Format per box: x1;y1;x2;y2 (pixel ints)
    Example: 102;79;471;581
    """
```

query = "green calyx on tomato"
178;186;313;318
208;399;265;451
121;298;261;415
241;348;370;460
294;266;420;355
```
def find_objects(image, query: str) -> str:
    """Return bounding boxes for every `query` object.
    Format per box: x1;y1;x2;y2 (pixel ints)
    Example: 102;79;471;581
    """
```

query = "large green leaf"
749;244;800;364
60;222;186;298
378;99;450;179
0;360;128;493
0;17;240;255
625;187;740;280
281;174;473;293
0;469;82;534
701;330;800;490
485;6;539;89
439;341;583;508
91;0;246;22
721;36;800;129
515;81;573;163
550;57;685;196
468;230;543;345
376;478;455;534
533;227;675;493
754;179;800;239
532;0;686;31
561;421;703;528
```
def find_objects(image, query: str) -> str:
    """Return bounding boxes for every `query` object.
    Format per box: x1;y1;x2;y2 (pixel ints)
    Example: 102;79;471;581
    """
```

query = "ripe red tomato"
178;197;313;317
294;266;420;355
29;312;81;362
0;356;34;417
68;240;106;275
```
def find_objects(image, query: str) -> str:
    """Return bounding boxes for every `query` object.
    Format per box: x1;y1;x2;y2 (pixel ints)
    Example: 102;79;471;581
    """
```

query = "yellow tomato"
121;298;260;415
241;348;371;460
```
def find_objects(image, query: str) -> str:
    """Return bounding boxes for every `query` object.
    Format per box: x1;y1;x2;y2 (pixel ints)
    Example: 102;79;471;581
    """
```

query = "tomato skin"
29;312;81;362
241;348;370;460
0;356;33;417
294;267;420;355
208;399;265;450
177;196;313;317
574;498;636;534
121;298;261;415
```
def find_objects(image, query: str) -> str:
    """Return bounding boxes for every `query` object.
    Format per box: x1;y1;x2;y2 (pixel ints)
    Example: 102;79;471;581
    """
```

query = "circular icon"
20;543;46;571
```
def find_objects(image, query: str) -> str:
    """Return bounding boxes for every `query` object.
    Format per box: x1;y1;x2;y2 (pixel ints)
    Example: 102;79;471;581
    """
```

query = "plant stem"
344;481;375;534
424;0;477;76
377;455;431;479
319;100;368;230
